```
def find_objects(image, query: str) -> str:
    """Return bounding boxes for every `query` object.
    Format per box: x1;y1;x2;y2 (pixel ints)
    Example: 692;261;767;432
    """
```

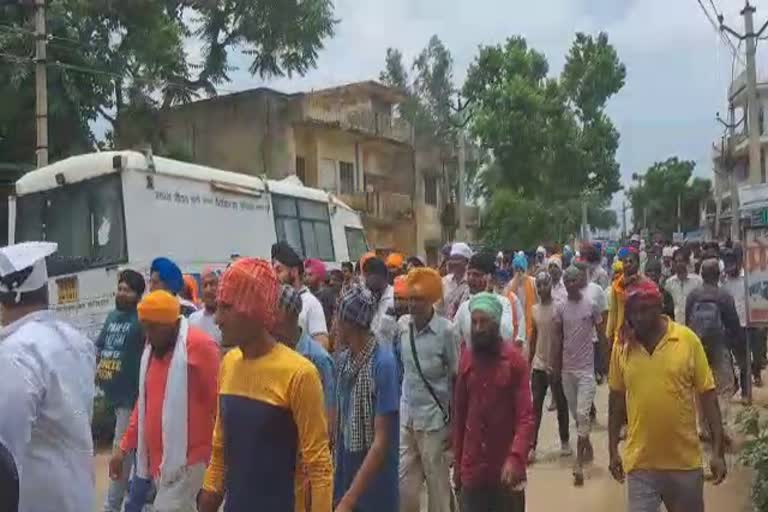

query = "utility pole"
677;192;682;234
743;3;762;185
457;132;466;240
34;0;48;167
581;199;589;242
622;201;627;239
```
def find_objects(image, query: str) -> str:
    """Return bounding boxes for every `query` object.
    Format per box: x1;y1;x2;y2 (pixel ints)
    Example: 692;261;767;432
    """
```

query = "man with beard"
453;293;534;512
272;242;329;350
442;242;473;320
189;269;223;348
363;257;397;347
96;270;146;512
609;280;726;512
455;252;524;351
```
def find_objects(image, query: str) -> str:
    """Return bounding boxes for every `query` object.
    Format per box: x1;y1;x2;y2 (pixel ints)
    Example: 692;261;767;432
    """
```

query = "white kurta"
454;293;527;354
0;310;96;512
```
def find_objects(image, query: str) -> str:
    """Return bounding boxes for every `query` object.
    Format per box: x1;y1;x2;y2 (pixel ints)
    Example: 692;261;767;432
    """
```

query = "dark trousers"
531;369;570;448
461;486;525;512
735;328;767;396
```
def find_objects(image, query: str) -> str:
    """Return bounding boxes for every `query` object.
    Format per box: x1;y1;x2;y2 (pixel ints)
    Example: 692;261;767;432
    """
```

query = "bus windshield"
15;173;127;277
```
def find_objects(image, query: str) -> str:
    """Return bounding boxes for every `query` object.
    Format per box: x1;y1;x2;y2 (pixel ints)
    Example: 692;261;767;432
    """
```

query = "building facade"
120;80;477;261
712;70;768;239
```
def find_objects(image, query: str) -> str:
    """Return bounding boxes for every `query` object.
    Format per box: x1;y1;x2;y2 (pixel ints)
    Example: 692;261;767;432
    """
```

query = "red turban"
218;258;279;328
625;278;662;306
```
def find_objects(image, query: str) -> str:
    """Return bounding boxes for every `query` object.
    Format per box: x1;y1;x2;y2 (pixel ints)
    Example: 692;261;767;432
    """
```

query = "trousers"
103;407;135;512
627;469;704;512
399;423;453;512
460;486;525;512
531;369;569;448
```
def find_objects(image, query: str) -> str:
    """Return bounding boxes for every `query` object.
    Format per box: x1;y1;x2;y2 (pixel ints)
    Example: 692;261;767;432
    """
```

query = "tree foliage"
627;157;712;237
0;0;336;164
461;32;626;247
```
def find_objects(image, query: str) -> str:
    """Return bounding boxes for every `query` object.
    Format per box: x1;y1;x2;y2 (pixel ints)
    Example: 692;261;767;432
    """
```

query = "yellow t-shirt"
608;320;715;473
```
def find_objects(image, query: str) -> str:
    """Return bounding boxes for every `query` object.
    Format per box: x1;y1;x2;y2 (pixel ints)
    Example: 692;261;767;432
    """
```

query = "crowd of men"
0;234;757;512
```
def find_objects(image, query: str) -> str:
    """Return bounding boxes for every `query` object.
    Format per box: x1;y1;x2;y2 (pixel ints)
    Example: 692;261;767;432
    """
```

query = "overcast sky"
192;0;756;213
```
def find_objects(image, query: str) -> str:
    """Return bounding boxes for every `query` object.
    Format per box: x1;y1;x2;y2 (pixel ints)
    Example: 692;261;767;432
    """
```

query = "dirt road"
92;382;756;511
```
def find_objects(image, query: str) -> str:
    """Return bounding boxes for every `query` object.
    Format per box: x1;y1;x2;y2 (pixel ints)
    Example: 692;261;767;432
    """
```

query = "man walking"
686;259;742;431
607;247;645;345
455;252;524;350
665;247;703;325
453;293;534;512
0;242;95;512
334;287;401;512
442;242;473;320
553;266;606;486
609;280;726;512
111;290;219;512
272;242;330;349
363;257;397;347
189;269;222;347
198;260;333;512
97;269;146;512
150;257;197;317
528;272;571;463
398;268;457;512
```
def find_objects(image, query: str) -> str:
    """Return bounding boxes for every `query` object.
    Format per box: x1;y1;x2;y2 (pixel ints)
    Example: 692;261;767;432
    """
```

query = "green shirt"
95;309;144;409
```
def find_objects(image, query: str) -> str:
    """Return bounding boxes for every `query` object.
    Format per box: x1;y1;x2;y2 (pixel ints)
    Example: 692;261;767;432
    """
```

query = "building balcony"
298;97;413;145
339;191;414;224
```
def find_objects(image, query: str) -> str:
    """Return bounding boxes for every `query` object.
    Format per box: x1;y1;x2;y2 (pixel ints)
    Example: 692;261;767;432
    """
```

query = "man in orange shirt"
109;290;219;512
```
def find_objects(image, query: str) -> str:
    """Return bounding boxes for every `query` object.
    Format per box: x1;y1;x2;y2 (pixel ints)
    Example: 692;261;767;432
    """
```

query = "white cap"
536;246;546;255
662;246;675;258
496;251;504;260
630;234;641;242
450;242;473;260
0;242;57;296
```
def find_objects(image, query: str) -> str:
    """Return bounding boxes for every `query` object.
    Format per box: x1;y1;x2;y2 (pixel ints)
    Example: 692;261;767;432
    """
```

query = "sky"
187;0;753;220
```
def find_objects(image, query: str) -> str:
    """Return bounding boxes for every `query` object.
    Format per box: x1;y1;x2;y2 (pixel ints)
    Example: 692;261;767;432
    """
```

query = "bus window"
15;174;127;276
345;227;368;263
273;195;335;261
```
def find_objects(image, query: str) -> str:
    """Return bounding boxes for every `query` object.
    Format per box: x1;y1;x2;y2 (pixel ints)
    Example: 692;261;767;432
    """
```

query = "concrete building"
712;69;768;238
141;80;473;261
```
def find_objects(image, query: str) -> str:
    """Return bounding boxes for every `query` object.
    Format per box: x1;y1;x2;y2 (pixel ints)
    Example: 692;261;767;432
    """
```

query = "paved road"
92;381;756;511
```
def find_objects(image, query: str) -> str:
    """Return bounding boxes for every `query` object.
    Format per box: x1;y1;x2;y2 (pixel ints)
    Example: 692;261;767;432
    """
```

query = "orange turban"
138;290;180;324
183;274;199;303
218;258;279;328
406;267;443;304
386;252;404;270
393;275;409;299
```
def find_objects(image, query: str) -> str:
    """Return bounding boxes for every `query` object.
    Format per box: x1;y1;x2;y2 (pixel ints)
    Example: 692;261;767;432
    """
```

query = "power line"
696;0;745;62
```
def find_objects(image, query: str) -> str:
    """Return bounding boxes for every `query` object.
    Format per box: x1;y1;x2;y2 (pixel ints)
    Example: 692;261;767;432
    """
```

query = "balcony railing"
338;191;413;223
300;97;413;145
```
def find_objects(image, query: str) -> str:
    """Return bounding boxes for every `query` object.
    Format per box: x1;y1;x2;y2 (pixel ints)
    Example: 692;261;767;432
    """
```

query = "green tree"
627;157;711;236
462;32;625;246
0;0;336;164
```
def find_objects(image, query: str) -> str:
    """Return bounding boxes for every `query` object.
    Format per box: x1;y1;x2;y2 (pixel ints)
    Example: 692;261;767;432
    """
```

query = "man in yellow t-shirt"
607;279;726;512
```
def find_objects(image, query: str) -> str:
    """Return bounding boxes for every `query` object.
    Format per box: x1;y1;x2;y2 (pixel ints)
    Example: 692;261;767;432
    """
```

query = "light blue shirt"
0;310;95;512
296;331;336;410
397;313;458;431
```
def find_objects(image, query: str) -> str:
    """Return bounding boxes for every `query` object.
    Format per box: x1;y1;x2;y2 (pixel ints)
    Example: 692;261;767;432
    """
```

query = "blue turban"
150;257;184;295
512;252;528;271
617;247;630;260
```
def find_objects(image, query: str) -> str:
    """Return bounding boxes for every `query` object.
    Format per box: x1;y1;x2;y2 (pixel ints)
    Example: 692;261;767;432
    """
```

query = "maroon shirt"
453;342;534;490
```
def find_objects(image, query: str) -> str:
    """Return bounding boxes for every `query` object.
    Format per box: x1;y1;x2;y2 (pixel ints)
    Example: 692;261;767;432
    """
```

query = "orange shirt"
121;327;220;478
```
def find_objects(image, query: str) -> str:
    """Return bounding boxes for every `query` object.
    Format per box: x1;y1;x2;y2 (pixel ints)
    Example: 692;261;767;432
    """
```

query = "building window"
273;195;335;261
296;156;306;183
339;161;355;194
424;176;438;206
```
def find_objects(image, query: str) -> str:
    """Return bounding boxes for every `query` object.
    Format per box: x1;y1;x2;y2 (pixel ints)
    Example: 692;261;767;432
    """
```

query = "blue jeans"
103;407;135;512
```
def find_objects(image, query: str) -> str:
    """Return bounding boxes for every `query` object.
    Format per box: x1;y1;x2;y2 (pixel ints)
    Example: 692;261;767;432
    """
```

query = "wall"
158;89;295;178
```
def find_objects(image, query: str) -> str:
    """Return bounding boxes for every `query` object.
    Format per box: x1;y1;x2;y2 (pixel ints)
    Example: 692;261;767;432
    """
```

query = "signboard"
743;226;768;325
672;232;684;243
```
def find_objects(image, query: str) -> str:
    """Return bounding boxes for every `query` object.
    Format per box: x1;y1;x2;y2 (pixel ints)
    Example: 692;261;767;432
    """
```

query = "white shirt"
189;308;222;345
298;287;328;336
584;282;608;342
0;310;95;512
665;273;704;324
370;285;396;344
454;292;526;353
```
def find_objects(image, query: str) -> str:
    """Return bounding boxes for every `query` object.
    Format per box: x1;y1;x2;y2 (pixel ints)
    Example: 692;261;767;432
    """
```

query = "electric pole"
34;0;48;167
457;132;466;240
622;201;627;239
728;105;741;240
720;2;768;185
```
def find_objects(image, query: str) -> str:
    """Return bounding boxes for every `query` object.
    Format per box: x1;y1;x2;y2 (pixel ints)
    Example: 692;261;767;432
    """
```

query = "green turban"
469;292;503;324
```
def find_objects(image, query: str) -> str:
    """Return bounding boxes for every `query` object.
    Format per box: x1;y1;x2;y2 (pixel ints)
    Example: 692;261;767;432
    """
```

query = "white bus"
11;150;368;339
